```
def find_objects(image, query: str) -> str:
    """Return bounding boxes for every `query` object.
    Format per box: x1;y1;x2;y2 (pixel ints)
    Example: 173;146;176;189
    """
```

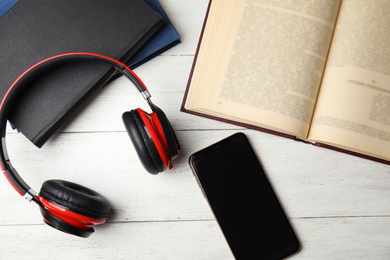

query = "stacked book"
0;0;180;147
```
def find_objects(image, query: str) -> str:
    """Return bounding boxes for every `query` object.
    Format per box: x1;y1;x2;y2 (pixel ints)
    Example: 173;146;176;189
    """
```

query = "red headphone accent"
137;108;173;170
38;196;106;231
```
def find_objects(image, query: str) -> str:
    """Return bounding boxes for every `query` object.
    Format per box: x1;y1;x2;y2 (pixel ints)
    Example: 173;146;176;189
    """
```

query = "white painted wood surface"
1;1;390;259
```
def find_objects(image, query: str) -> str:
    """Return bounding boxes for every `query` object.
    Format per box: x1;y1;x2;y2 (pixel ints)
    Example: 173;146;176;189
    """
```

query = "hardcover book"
0;0;180;71
181;0;390;164
0;0;165;147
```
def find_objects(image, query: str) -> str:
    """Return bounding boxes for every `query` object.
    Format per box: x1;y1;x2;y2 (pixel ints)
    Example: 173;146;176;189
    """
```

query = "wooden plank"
0;220;233;260
1;0;390;258
2;130;390;225
0;217;389;259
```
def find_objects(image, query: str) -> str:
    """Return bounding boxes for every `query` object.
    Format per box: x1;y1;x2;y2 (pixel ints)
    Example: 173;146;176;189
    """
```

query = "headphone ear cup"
122;110;165;174
38;179;111;237
39;207;94;238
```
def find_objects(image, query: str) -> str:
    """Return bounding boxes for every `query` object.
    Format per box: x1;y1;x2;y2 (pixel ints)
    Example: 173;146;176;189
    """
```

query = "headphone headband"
0;52;152;199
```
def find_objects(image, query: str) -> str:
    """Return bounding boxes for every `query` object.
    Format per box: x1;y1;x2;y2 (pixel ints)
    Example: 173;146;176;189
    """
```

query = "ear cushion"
39;207;94;238
39;180;111;220
122;110;164;174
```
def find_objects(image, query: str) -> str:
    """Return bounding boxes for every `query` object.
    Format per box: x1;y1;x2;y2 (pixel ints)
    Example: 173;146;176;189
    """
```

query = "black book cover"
0;0;165;147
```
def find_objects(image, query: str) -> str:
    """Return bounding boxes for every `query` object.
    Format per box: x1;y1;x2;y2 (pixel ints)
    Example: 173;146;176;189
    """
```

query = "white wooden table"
1;1;389;259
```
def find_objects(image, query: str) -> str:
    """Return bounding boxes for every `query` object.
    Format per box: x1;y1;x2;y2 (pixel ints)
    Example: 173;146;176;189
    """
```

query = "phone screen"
189;133;300;259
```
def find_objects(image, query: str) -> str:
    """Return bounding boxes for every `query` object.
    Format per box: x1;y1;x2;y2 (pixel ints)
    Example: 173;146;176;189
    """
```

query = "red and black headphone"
0;52;180;237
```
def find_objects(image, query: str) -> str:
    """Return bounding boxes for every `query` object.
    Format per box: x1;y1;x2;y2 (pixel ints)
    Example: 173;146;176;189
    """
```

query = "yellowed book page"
309;0;390;160
185;0;341;138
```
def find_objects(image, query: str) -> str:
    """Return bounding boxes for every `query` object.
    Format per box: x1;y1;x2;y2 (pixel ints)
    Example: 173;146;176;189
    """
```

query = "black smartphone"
189;133;300;260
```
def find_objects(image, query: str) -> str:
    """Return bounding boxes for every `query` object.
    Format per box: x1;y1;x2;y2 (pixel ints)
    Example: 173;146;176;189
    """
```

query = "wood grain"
1;0;389;259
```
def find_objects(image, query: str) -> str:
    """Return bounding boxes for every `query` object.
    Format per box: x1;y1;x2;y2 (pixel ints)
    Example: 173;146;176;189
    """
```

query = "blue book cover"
0;0;18;17
128;0;181;69
0;0;180;69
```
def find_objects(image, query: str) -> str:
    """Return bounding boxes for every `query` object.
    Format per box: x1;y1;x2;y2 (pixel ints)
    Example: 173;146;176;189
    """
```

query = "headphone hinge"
23;188;38;202
141;90;151;100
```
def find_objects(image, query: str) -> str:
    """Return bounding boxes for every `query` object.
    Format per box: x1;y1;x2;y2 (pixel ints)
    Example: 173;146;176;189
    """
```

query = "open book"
181;0;390;164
